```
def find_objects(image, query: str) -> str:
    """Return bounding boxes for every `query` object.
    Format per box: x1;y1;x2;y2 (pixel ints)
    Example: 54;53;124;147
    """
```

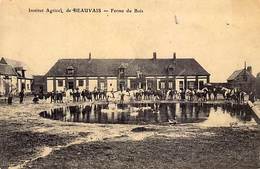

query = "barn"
227;66;256;94
45;53;210;92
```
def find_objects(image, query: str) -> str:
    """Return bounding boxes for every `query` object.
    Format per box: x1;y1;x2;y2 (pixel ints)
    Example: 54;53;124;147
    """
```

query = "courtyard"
0;98;260;169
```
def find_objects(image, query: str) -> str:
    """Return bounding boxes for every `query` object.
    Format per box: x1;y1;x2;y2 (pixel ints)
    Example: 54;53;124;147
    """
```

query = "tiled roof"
0;58;8;64
46;58;210;77
227;69;256;81
227;69;243;81
0;63;17;76
0;57;33;78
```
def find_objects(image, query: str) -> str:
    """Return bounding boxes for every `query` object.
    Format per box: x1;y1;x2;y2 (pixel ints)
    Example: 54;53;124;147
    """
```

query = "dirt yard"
0;98;260;169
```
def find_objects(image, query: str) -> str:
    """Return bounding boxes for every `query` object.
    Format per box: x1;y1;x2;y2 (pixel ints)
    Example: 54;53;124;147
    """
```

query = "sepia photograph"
0;0;260;168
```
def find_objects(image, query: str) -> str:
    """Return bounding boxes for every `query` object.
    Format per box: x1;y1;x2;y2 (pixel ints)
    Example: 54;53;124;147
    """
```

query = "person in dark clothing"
208;90;212;100
76;89;80;102
19;89;25;104
7;90;13;105
240;91;245;103
33;94;39;104
60;91;63;102
72;89;76;102
39;87;44;99
213;88;218;100
93;91;97;100
50;91;55;103
120;92;125;103
249;92;255;103
88;91;92;101
57;91;63;103
81;90;86;101
235;90;240;103
180;89;185;100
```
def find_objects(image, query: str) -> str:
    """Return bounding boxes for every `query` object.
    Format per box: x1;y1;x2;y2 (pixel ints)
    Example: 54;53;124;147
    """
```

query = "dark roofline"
227;68;256;81
45;74;210;78
45;58;210;77
57;58;197;61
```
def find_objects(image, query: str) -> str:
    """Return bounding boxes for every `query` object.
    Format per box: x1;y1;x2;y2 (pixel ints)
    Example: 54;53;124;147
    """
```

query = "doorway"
68;81;74;89
119;81;125;91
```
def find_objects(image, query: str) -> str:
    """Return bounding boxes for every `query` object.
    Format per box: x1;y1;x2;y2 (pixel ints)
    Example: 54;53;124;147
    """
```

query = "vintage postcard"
0;0;260;168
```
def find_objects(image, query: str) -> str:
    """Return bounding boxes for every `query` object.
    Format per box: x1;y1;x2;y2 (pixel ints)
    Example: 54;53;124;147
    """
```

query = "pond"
39;102;256;127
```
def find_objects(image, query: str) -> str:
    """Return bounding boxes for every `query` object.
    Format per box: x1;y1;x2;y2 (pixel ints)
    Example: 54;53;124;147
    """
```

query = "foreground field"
0;99;260;169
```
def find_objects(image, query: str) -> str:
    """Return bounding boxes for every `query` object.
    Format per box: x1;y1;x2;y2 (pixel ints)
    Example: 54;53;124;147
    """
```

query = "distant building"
45;53;210;92
32;75;46;93
0;58;18;96
0;57;33;95
227;65;256;93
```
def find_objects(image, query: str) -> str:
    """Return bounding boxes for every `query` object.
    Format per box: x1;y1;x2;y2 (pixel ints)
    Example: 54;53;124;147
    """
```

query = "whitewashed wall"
0;75;3;95
47;79;53;92
89;79;98;91
176;79;184;91
107;79;117;92
56;79;65;92
76;79;85;91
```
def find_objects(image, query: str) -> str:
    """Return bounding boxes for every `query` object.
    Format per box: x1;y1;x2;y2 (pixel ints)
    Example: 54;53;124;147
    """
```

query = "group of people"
0;83;251;105
45;88;107;103
30;86;256;104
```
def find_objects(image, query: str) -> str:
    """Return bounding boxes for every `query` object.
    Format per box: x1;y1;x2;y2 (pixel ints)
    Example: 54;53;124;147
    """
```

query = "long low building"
45;53;210;92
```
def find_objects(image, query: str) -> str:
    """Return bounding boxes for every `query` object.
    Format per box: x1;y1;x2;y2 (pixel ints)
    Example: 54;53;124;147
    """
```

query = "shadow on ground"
24;128;260;169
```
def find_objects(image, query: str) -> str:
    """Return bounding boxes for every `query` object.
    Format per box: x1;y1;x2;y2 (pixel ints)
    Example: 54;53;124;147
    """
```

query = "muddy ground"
0;98;260;169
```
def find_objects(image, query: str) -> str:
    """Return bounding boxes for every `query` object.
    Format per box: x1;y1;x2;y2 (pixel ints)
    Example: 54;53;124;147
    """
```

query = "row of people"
38;87;255;103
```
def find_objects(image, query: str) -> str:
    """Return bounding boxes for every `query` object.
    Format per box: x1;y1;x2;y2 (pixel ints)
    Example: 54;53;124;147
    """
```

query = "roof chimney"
173;52;176;60
153;52;157;60
247;66;252;74
173;52;177;65
89;52;91;60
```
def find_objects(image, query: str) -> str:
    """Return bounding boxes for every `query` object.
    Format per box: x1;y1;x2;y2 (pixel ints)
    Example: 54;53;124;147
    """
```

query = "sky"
0;0;260;82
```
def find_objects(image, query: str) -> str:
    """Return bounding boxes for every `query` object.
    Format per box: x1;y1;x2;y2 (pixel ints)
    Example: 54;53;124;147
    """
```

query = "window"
119;68;124;73
21;83;25;90
148;82;152;89
160;82;165;89
136;71;144;79
78;80;84;87
66;66;75;75
58;80;63;87
167;65;175;74
138;82;142;89
27;84;30;90
188;81;195;89
168;82;173;89
137;71;143;78
199;81;204;90
119;68;125;79
100;82;105;90
179;81;184;90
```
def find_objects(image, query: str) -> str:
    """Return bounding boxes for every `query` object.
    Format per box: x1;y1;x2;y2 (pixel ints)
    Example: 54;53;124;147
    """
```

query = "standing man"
249;91;255;103
19;89;25;104
7;89;14;105
213;88;218;100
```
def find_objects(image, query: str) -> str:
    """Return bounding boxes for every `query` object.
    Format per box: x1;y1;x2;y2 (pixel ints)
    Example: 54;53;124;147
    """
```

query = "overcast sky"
0;0;260;82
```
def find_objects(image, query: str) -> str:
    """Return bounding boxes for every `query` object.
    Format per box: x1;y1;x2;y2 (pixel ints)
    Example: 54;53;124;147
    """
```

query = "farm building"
45;53;210;92
227;65;256;94
0;57;33;96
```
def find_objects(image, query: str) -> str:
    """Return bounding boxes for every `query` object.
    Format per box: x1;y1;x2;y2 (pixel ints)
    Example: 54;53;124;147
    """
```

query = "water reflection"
39;103;255;126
